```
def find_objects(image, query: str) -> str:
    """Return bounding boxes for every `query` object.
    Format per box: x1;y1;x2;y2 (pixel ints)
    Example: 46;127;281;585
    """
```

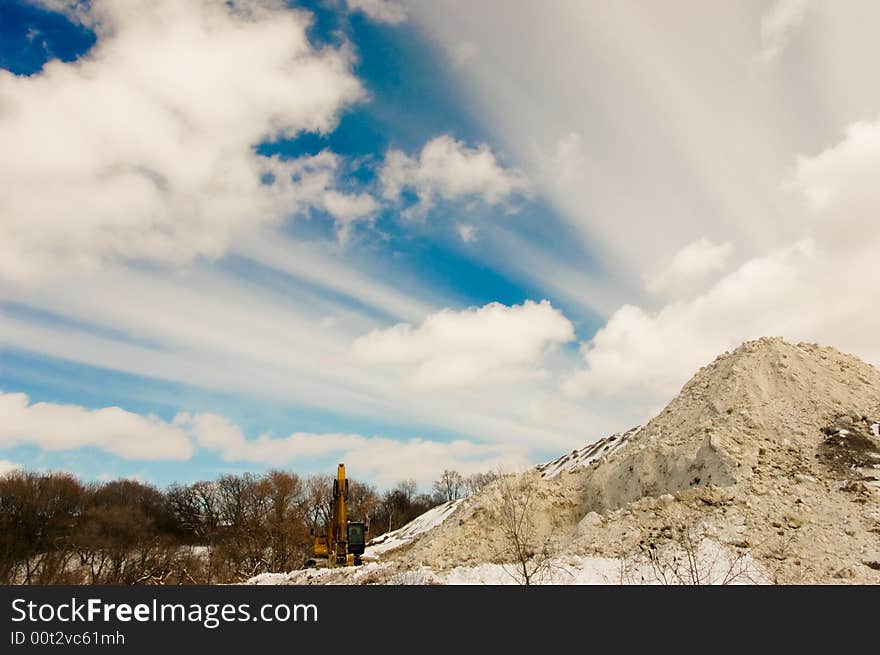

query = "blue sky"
1;0;879;488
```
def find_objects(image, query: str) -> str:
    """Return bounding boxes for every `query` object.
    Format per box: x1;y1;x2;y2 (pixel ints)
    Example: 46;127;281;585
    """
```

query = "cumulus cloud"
0;0;367;282
0;392;526;484
758;0;813;62
645;238;734;295
566;116;880;402
185;412;525;485
353;300;575;389
566;239;815;397
346;0;407;25
261;151;379;242
789;117;880;235
380;135;529;216
0;391;194;460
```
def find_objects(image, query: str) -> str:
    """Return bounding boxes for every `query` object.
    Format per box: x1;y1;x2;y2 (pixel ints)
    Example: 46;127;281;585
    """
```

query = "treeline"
0;467;490;585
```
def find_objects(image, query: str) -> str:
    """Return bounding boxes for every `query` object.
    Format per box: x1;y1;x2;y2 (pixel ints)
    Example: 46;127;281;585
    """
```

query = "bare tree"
304;474;333;535
373;480;437;535
0;471;85;583
0;468;390;585
464;471;497;496
261;471;309;571
396;479;417;503
432;470;464;503
491;471;553;585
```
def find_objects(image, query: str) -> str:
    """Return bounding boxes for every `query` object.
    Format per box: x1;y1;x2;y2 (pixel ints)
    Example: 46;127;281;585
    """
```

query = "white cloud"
380;135;529;215
401;3;879;412
346;0;407;25
448;41;477;69
457;223;478;243
0;391;526;485
232;231;441;322
353;300;575;389
185;412;525;485
645;238;734;295
566;239;815;397
758;0;813;63
28;1;92;24
789;117;880;232
407;1;880;295
261;151;379;242
0;257;600;453
0;0;367;282
0;391;194;460
0;459;22;477
566;114;880;402
540;132;586;189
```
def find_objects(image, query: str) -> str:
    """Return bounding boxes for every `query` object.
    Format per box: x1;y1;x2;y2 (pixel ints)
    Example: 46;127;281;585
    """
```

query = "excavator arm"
309;463;367;567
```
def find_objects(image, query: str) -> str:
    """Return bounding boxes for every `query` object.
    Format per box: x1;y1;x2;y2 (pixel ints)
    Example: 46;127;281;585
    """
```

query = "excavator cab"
347;521;367;560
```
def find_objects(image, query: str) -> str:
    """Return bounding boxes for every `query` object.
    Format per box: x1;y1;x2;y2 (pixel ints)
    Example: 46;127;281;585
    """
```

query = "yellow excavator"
308;463;367;567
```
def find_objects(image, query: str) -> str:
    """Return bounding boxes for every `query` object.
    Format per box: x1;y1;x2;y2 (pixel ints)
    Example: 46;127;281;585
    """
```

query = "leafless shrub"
388;568;432;585
752;532;801;584
491;471;554;585
620;519;769;585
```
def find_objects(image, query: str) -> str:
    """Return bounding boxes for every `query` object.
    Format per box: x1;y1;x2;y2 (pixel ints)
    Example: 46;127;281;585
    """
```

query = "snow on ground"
245;539;767;585
436;557;621;584
365;498;465;557
246;562;392;585
536;426;642;478
871;422;879;438
422;540;766;585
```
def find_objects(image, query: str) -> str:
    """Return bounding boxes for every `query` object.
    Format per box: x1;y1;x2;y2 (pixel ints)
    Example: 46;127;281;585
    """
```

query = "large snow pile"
397;338;880;584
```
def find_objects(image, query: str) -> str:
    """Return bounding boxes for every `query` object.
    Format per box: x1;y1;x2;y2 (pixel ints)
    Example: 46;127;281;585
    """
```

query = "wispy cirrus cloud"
758;0;813;63
407;1;880;416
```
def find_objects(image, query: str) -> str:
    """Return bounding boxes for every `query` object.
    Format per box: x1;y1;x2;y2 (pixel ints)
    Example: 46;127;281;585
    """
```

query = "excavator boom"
309;463;366;567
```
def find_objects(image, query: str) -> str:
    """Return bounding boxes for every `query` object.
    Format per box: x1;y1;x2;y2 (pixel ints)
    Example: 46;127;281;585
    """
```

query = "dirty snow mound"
578;337;880;511
398;338;880;584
